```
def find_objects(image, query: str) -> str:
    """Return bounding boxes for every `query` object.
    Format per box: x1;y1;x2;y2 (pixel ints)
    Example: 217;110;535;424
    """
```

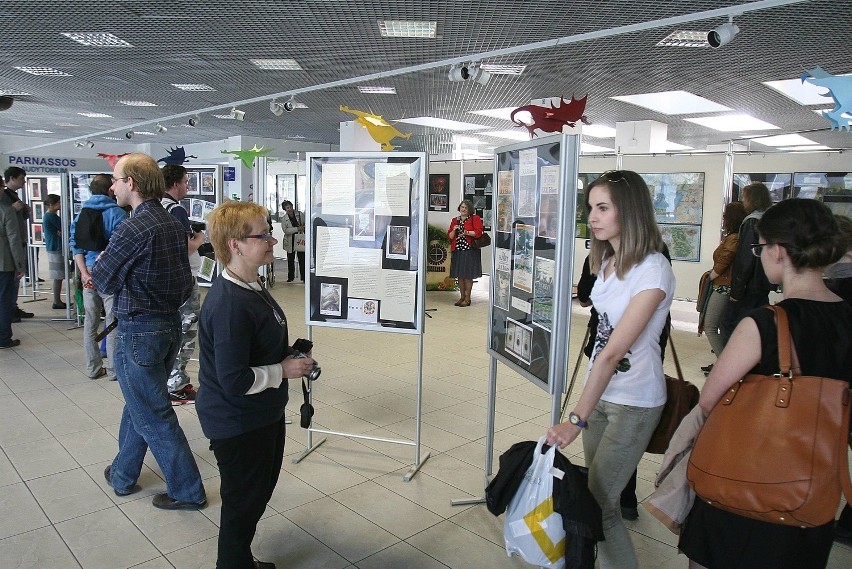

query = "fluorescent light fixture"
468;106;518;121
479;64;527;75
656;31;709;48
612;90;731;115
171;83;216;91
581;143;614;153
14;66;71;76
61;32;132;47
26;129;53;133
0;89;30;96
134;131;157;136
358;86;397;94
119;100;157;106
56;122;79;127
764;77;848;105
287;135;306;139
685;114;779;132
452;135;485;145
249;58;303;70
213;113;236;119
77;111;112;118
748;133;819;147
814;108;852;119
378;20;436;38
582;124;617;138
396;116;484;131
102;136;123;140
476;130;531;141
776;145;832;151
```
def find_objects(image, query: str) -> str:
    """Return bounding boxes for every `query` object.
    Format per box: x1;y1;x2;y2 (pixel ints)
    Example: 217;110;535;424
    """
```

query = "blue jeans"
583;399;664;569
110;313;205;503
0;271;15;345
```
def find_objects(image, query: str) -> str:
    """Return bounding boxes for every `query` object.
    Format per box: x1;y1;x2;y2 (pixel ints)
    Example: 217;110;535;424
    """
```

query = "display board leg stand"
559;325;590;421
293;333;430;481
451;356;498;506
424;308;437;318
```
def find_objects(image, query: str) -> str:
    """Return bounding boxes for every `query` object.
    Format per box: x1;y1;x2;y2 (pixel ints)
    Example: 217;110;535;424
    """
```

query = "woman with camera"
197;201;315;569
448;199;483;306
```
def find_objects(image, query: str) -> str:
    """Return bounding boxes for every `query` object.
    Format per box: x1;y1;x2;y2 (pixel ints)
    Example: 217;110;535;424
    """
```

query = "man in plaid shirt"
92;153;206;510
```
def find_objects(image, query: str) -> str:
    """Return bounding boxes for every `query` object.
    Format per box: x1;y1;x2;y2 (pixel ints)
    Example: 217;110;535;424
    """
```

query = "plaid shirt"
92;199;192;318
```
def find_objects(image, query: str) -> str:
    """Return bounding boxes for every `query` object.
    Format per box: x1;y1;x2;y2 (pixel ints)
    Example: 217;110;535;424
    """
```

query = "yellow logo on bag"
523;496;565;563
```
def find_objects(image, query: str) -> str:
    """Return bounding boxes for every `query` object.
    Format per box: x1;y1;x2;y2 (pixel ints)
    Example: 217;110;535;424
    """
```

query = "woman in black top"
680;199;852;569
198;201;316;569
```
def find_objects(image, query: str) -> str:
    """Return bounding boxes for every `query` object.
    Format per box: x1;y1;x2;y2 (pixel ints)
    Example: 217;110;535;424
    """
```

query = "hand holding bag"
646;335;700;454
687;305;852;527
504;437;566;569
293;233;306;252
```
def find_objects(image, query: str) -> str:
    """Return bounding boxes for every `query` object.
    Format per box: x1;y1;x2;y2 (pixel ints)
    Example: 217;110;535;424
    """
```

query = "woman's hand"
282;354;315;379
545;422;581;449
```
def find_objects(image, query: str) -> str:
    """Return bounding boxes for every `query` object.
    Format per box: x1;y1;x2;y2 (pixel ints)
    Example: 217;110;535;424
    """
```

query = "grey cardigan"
0;200;26;272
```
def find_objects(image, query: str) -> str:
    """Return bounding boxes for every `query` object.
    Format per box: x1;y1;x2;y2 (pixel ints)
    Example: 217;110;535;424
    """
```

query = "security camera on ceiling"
125;131;134;139
282;97;296;112
188;115;199;127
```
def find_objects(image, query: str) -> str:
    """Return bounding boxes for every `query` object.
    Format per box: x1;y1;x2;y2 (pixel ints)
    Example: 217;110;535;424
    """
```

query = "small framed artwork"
201;172;215;195
186;172;201;196
30;223;44;245
27;179;44;202
32;202;44;222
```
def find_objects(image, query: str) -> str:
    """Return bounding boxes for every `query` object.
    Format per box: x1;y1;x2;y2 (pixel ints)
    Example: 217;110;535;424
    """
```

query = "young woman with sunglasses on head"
546;170;675;569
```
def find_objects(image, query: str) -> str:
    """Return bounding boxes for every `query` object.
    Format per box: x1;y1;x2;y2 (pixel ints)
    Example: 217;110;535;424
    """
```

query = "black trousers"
286;251;305;281
211;418;286;569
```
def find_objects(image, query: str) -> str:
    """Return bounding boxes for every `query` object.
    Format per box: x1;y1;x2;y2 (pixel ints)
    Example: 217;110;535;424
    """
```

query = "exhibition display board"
305;153;427;334
487;135;580;394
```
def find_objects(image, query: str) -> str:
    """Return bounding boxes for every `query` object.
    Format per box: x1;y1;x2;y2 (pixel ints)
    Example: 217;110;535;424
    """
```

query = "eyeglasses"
750;242;785;257
111;176;129;183
242;233;275;243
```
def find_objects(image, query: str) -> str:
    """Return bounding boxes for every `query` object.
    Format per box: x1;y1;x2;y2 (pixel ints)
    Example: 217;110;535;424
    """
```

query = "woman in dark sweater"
198;201;316;569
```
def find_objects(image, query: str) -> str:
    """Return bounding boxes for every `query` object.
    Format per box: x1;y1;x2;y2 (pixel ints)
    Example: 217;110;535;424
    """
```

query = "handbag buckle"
775;376;792;408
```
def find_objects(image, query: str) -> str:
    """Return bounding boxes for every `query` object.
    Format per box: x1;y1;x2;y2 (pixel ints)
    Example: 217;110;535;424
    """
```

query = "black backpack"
74;208;108;251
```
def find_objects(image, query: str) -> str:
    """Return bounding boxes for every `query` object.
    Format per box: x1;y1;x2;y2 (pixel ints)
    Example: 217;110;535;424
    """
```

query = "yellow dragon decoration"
340;105;412;151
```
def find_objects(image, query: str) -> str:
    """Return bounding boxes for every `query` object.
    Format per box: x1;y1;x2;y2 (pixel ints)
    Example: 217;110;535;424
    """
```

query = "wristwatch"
568;412;588;429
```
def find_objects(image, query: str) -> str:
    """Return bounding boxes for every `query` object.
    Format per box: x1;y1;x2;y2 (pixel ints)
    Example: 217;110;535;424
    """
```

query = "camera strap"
299;377;314;428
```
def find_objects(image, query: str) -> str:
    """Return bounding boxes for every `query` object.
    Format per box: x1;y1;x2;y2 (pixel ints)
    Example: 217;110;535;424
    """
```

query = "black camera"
292;338;321;381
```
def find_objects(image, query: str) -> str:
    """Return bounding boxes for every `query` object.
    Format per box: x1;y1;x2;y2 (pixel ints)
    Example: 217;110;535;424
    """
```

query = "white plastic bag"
504;436;566;569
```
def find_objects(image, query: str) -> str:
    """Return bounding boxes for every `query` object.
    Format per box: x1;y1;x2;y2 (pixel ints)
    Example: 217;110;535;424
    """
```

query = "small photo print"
32;202;44;222
201;173;215;195
190;199;204;220
30;223;44;245
320;283;342;316
353;208;375;241
186;172;200;196
387;225;409;260
197;256;216;281
430;193;448;209
348;298;379;324
505;318;533;365
493;270;510;312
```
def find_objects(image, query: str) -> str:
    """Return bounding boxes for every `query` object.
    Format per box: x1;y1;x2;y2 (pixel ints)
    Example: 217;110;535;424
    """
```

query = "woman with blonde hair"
546;170;675;568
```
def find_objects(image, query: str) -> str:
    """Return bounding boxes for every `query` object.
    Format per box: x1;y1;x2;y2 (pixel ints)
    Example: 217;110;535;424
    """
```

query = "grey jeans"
583;399;664;569
703;288;728;358
82;286;116;379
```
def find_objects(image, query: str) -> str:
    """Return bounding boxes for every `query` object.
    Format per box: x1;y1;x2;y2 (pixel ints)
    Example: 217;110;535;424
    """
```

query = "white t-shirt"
587;252;675;408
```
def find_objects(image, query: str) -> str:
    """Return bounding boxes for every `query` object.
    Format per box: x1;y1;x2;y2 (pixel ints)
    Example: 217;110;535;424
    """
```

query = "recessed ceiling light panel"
0;89;31;96
378;20;436;38
213;114;235;119
468;107;518;121
656;31;709;48
14;66;71;76
748;133;818;147
102;136;124;140
249;58;303;70
172;83;216;91
61;32;133;47
776;145;832;151
581;143;614;153
684;114;779;132
479;64;527;75
26;129;54;133
581;124;617;138
358;86;396;94
77;111;112;118
118;100;157;106
763;77;847;105
396;116;484;131
476;130;531;141
612;90;731;115
133;131;157;136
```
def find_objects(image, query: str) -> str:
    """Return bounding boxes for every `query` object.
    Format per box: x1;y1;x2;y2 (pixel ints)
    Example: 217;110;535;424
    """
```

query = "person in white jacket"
279;200;305;282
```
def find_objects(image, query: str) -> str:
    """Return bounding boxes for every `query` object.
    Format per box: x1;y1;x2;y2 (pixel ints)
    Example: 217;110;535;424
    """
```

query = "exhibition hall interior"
1;1;851;568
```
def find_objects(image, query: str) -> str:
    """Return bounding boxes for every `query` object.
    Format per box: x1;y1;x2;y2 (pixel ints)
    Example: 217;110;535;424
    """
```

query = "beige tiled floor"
2;269;851;568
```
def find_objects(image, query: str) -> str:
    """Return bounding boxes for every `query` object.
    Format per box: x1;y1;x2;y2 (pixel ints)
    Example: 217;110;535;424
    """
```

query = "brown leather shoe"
152;492;207;510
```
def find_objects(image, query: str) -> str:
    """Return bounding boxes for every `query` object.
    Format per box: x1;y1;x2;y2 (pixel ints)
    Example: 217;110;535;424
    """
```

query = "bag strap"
667;332;684;381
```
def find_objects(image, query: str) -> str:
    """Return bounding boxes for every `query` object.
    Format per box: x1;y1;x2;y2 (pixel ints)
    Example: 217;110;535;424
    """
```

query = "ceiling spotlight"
230;107;246;121
85;140;94;148
468;65;492;86
270;99;284;117
188;115;199;127
125;131;134;139
74;141;84;148
282;96;296;112
448;63;490;85
708;16;740;48
448;64;469;82
155;123;167;133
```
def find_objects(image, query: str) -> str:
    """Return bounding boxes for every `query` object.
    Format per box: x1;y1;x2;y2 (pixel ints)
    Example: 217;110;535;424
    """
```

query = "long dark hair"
722;201;747;235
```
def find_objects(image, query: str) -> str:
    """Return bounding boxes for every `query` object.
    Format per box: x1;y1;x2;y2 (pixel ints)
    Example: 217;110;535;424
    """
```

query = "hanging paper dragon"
339;105;412;150
221;145;274;168
802;67;852;131
157;146;197;165
510;95;591;137
96;152;130;168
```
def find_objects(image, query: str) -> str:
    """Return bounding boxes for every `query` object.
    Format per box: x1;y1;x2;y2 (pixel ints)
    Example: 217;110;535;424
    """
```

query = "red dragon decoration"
97;152;131;168
510;95;590;137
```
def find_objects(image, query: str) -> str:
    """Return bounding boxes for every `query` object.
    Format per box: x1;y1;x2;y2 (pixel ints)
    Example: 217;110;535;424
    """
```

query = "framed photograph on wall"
201;172;215;195
27;179;44;202
428;174;449;212
186;171;200;196
30;223;44;245
32;202;44;222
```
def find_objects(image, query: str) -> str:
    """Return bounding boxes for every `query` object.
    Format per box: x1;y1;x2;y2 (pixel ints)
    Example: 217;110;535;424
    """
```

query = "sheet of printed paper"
540;165;559;194
320;163;357;215
315;226;353;276
373;163;411;216
518;148;537;177
347;248;383;297
380;270;417;323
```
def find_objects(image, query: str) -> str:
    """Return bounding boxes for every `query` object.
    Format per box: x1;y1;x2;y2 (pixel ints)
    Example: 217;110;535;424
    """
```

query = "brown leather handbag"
687;305;852;527
646;335;700;455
